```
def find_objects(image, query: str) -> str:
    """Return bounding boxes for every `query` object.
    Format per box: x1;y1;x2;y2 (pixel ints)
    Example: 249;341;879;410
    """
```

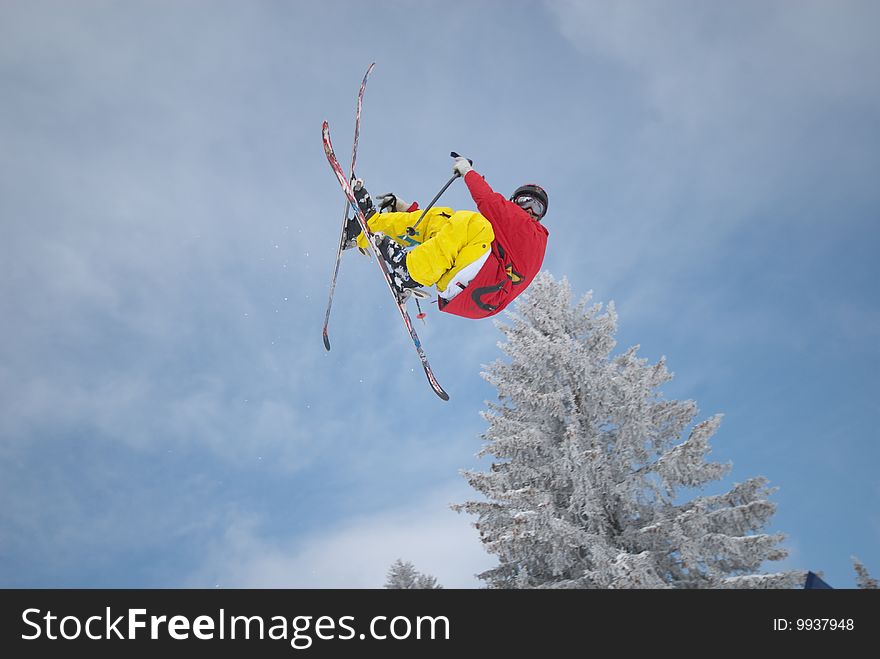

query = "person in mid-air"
343;155;549;319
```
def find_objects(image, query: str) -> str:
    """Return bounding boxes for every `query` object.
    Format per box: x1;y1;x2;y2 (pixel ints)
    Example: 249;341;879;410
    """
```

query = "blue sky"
1;0;877;588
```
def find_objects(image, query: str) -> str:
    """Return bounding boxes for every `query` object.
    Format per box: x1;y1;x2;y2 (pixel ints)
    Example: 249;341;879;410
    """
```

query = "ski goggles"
513;194;546;217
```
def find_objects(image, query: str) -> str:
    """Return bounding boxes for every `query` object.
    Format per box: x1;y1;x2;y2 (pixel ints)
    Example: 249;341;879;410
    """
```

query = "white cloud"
548;1;880;119
190;480;495;588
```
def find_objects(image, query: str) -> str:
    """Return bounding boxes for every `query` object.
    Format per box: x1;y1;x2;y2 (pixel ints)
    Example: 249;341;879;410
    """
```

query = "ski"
322;120;450;401
322;62;375;352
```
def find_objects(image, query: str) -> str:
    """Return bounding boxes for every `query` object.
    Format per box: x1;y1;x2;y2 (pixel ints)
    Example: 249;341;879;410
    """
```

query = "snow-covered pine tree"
852;557;878;589
453;272;804;589
384;559;443;589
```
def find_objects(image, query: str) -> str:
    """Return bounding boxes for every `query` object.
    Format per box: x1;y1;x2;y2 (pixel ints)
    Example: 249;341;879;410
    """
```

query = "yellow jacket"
356;207;494;291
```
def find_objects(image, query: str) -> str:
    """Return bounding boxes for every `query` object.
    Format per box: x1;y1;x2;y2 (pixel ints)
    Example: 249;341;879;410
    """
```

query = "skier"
343;156;549;319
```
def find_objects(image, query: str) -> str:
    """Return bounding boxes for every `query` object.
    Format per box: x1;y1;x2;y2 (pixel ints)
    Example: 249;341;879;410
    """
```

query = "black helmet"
510;183;548;219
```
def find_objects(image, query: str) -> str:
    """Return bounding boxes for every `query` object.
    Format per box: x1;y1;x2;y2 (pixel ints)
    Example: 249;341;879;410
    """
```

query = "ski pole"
406;152;472;237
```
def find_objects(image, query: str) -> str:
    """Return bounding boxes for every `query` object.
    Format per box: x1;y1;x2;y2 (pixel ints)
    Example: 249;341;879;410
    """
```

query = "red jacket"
439;170;549;319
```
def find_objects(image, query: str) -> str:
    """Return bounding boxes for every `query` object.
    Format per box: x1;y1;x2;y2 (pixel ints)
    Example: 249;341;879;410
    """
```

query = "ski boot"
352;177;376;218
372;232;429;303
341;214;363;251
342;178;378;253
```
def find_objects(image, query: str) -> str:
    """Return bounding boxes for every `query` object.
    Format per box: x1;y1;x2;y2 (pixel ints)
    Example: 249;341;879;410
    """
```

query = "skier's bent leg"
406;213;494;289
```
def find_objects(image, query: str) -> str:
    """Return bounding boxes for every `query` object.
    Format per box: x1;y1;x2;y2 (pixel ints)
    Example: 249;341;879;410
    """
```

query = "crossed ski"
320;65;449;401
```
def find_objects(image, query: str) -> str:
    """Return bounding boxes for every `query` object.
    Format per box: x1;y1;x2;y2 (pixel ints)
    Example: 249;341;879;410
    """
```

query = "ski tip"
322;331;331;351
425;369;450;401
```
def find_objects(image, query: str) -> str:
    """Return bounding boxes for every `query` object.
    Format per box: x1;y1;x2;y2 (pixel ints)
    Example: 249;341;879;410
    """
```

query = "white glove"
376;193;411;213
452;156;473;178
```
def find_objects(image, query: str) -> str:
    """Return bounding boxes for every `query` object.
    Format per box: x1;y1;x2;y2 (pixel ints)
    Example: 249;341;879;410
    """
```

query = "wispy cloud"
189;480;494;589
